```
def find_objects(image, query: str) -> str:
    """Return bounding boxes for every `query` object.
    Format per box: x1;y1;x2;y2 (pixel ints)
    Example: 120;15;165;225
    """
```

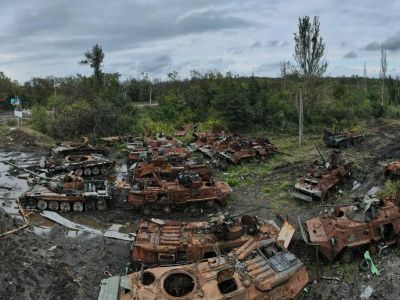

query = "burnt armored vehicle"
50;136;106;156
98;238;309;300
131;157;211;181
290;148;352;202
299;195;400;262
43;153;115;177
5;161;111;212
130;214;292;267
127;173;232;214
323;129;364;148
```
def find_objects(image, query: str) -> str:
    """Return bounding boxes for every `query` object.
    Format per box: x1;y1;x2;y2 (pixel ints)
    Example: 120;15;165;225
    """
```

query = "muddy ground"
1;121;400;299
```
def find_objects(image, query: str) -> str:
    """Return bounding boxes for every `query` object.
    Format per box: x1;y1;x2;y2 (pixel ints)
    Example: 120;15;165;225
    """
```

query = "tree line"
0;17;398;139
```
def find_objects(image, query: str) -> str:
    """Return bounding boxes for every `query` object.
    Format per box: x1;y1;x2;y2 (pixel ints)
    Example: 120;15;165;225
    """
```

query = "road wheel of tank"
85;200;95;211
101;167;108;175
346;140;351;148
141;205;151;216
48;201;59;211
75;169;83;176
84;168;91;176
91;167;100;176
60;202;71;212
73;201;84;212
341;248;353;263
19;197;27;207
163;205;171;214
206;200;215;208
27;198;37;209
369;243;378;255
359;258;370;272
96;199;107;211
37;200;47;210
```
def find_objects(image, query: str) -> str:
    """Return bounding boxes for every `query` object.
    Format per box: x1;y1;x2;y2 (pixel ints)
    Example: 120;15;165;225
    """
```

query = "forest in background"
0;68;399;139
0;15;399;140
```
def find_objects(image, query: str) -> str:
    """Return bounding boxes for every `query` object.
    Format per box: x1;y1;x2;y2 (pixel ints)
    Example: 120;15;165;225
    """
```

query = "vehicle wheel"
206;200;215;208
60;202;71;212
92;167;100;176
369;243;378;255
75;169;83;176
27;198;37;208
341;248;353;263
37;200;48;210
84;168;91;176
141;205;151;216
73;201;83;212
163;205;171;214
96;199;107;211
101;167;108;175
85;200;95;211
48;201;59;211
19;197;27;207
359;259;370;272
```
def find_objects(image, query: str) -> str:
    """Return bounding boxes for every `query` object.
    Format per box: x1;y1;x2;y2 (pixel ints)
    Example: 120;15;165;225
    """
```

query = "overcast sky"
0;0;399;82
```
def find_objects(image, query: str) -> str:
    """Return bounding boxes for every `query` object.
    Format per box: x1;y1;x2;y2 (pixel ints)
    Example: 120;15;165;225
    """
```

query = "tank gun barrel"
222;207;265;221
2;160;50;181
314;143;326;165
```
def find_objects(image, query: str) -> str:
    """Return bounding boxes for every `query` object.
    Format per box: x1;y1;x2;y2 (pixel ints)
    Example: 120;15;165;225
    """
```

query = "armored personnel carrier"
299;195;400;262
385;161;400;178
5;161;111;212
323;129;364;148
98;238;309;300
127;173;232;214
130;214;289;267
43;153;115;177
290;148;352;202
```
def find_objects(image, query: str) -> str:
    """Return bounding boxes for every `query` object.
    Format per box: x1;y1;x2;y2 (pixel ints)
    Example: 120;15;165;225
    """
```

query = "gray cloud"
364;32;400;51
251;41;262;49
268;40;279;46
137;55;172;74
343;51;357;59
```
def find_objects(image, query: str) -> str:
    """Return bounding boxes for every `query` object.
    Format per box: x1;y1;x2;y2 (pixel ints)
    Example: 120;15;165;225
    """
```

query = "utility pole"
363;62;367;100
380;46;387;107
298;89;303;148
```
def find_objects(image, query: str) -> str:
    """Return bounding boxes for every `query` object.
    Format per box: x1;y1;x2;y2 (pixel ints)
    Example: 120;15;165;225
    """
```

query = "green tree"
80;44;105;84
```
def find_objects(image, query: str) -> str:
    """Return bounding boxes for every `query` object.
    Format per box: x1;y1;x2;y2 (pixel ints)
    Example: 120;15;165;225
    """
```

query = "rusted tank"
385;161;400;178
299;195;400;262
290;149;352;202
19;175;111;212
130;214;285;267
50;136;106;156
44;153;115;177
127;175;232;214
131;157;211;181
323;129;364;148
174;124;193;136
98;238;309;300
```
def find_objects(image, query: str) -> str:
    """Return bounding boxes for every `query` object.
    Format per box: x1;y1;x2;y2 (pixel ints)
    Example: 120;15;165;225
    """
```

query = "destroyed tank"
98;238;309;300
290;148;352;202
43;153;115;177
131;157;211;181
50;136;106;156
299;195;400;262
130;214;294;268
323;129;364;148
127;172;232;214
5;161;111;212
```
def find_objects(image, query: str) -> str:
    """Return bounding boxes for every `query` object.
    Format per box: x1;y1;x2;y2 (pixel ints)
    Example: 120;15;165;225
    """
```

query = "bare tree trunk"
149;85;152;104
363;62;367;100
299;89;303;148
380;46;387;107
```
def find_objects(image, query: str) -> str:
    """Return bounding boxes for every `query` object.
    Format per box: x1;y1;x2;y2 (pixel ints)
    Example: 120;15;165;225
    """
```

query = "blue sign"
10;98;20;105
